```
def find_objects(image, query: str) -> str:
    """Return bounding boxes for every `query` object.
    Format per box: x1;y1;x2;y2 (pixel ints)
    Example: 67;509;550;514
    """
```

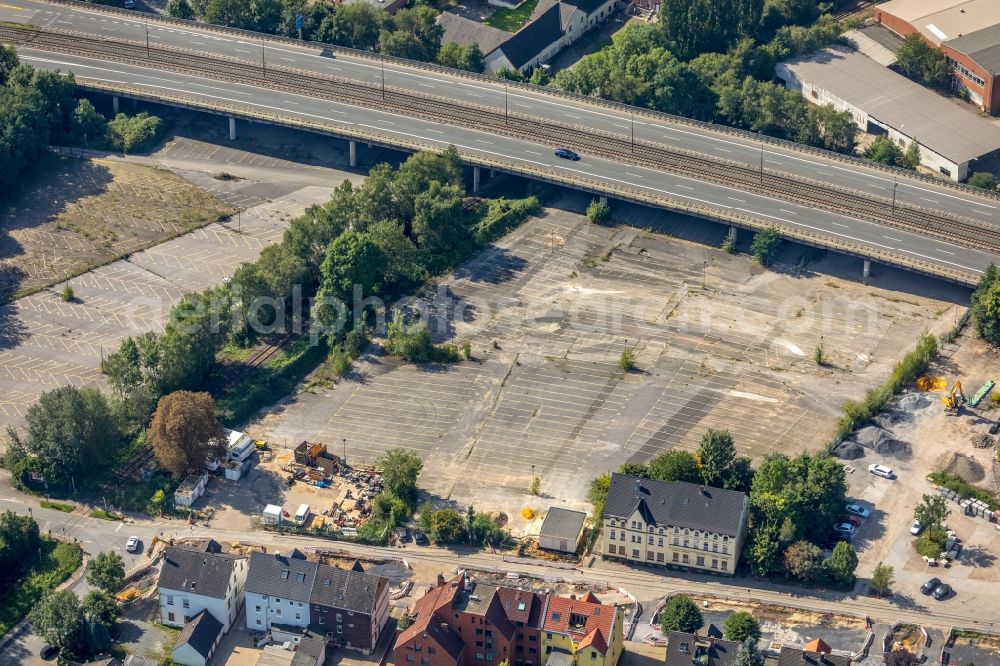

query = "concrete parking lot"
255;191;969;524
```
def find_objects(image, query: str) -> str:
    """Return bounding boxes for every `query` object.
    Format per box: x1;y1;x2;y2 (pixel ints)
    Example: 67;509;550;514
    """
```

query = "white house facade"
158;545;247;632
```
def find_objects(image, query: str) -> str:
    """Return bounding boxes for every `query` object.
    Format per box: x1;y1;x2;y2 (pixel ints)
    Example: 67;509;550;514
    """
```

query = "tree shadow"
960;544;997;569
0;286;28;349
452;247;529;284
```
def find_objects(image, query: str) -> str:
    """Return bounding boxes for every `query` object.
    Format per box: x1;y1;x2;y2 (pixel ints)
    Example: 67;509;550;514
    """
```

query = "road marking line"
675;185;694;190
884;235;902;242
525;150;542;155
625;173;643;178
937;249;955;255
779;209;796;215
476;139;492;144
728;197;745;202
419;83;436;88
565;113;582;119
921;197;938;203
832;222;848;228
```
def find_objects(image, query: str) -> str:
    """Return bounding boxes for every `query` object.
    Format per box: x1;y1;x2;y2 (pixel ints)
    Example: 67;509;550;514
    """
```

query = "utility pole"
631;113;634;153
759;142;764;185
505;85;508;125
261;39;266;78
342;438;347;466
891;177;898;215
381;60;385;101
145;18;149;57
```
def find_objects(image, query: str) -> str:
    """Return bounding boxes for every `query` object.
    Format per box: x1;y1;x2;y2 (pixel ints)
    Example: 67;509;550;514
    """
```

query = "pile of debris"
972;433;996;449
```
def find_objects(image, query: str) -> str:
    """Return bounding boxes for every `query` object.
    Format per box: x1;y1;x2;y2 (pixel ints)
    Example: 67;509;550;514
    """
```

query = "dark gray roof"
498;3;564;69
529;0;577;30
437;12;511;56
563;0;610;17
158;546;240;600
604;474;746;536
776;648;851;666
665;632;738;666
539;508;586;541
947;24;1000;75
246;551;319;603
309;563;386;614
176;610;223;659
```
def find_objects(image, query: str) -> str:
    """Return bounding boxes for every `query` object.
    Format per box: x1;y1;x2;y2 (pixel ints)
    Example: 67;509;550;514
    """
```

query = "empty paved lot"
256;192;967;518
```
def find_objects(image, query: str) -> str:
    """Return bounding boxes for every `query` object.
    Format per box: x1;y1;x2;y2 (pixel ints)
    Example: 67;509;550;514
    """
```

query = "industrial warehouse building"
776;45;1000;181
875;0;1000;114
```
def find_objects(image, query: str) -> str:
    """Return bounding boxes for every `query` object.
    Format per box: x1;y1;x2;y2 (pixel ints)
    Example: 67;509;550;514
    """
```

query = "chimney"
699;486;708;496
437;573;446;587
634;479;641;498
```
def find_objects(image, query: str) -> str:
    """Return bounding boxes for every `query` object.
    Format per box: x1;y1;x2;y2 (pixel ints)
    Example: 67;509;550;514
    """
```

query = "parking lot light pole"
342;438;347;466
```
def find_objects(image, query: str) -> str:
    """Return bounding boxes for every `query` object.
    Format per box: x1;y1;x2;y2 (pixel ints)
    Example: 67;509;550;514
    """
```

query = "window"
276;609;282;617
182;598;190;609
429;648;436;654
406;656;415;662
682;554;689;564
546;633;552;640
646;551;654;560
529;636;537;642
414;645;422;652
167;596;174;606
477;629;484;636
711;559;718;569
337;614;343;622
631;521;636;529
168;612;175;622
280;570;289;580
673;538;679;546
477;642;484;647
421;659;430;665
289;600;293;606
648;526;654;532
658;538;663;547
610;529;616;539
319;616;325;625
338;626;344;634
647;536;653;544
256;619;262;626
722;561;728;570
672;553;679;562
255;606;261;613
591;652;596;660
295;613;301;621
619;532;624;541
703;543;708;551
477;654;484;661
632;549;639;558
529;649;537;655
657;552;664;562
722;545;729;555
683;539;689;547
276;598;281;603
696;556;705;567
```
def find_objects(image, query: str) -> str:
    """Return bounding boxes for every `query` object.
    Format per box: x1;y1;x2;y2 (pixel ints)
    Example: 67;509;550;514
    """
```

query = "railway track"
6;25;1000;253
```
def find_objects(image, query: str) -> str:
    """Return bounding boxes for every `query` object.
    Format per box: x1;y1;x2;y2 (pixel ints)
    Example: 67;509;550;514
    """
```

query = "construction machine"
943;380;966;415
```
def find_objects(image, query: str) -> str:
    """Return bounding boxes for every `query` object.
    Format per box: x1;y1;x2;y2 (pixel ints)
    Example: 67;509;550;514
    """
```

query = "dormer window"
280;570;289;579
296;572;305;582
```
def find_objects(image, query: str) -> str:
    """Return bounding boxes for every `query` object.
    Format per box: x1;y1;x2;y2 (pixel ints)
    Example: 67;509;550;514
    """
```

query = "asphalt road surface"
3;0;1000;229
14;48;1000;280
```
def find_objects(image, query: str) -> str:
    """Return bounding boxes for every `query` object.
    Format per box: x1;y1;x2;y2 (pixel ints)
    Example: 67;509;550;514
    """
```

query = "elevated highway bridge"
2;0;999;285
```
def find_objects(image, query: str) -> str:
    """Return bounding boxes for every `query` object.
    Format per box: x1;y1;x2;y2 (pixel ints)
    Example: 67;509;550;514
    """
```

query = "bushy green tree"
659;595;703;633
968;172;997;190
586;199;611;225
106;112;164;153
148;391;226;478
428;508;466;543
659;0;764;61
913;494;949;533
751;226;782;267
70;99;107;148
973;264;1000;345
895;33;949;88
723;611;761;644
166;0;196;19
828;541;858;584
863;134;903;167
377;447;423;507
438;42;485;72
87;551;126;594
871;561;894;596
0;511;41;586
783;540;823;580
648;450;701;483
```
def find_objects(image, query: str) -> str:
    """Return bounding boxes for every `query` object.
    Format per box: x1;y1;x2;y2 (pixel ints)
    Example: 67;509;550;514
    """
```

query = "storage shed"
263;504;283;525
538;508;587;554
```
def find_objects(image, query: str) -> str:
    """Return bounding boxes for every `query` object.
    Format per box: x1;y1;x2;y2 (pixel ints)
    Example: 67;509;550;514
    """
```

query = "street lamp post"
630;113;634;153
261;39;266;78
759;142;764;186
891;177;898;216
505;85;508;125
381;60;385;101
145;19;149;57
342;438;347;466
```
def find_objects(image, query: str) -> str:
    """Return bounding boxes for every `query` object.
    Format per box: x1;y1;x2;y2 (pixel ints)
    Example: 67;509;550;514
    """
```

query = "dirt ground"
0;156;235;301
256;190;971;526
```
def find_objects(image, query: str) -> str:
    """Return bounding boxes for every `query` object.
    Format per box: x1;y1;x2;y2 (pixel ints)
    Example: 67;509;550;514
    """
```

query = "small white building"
227;429;256;463
538;507;587;554
262;504;283;525
158;543;248;632
174;473;209;509
171;610;223;666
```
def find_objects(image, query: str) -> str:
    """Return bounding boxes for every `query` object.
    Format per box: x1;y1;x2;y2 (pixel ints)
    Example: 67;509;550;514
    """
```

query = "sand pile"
941;453;986;483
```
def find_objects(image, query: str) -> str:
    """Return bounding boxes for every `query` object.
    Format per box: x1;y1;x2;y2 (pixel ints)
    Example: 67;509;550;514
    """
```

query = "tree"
166;0;196;19
4;385;119;491
863;134;903;167
29;590;81;650
87;551;125;594
618;347;636;371
648;450;701;483
697;429;736;487
148;391;226;477
411;181;468;266
783;540;823;580
914;494;950;533
0;511;41;586
316;229;386;304
438;42;484;73
384;312;435;363
377;447;423;507
750;226;781;267
81;590;122;628
968;172;997;190
106;112;164;153
895;33;949;88
723;611;761;645
871;561;894;596
587;199;611;224
747;521;781;576
322;2;383;50
828;541;859;584
70;99;106;148
0;44;17;86
973;264;1000;346
886;650;919;666
659;0;764;61
659;595;703;634
734;636;763;666
429;508;466;543
749;452;847;545
147;488;168;516
902;139;921;170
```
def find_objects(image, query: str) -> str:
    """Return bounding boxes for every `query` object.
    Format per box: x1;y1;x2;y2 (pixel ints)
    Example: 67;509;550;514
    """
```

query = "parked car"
844;503;871;518
396;527;411;543
841;515;862;527
125;536;140;553
554;147;580;161
921;577;941;595
991;420;1000;435
933;583;952;600
832;522;856;536
868;464;894;479
40;644;58;660
910;520;924;536
413;530;428;546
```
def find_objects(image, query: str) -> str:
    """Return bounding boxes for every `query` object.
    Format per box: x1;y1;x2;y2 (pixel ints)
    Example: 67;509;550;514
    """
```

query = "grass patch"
929;471;999;510
114;472;179;514
915;527;948;558
89;509;122;521
0;538;82;635
484;0;540;31
40;500;76;513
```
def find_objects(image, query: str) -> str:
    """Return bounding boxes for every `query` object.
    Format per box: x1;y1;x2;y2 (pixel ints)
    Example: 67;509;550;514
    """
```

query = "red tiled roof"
541;595;615;641
396;574;465;661
577;628;608;655
496;587;544;627
804;639;832;655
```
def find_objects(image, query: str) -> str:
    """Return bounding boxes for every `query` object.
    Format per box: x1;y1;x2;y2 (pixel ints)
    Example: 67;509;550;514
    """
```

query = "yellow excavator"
943;380;966;415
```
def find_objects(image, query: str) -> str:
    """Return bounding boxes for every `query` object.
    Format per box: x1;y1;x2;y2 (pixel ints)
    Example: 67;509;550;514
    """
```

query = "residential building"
538;508;586;554
245;550;390;653
875;0;1000;113
158;544;247;632
777;640;851;666
171;610;224;666
393;573;624;666
776;45;1000;181
437;12;511;65
664;631;738;666
601;474;748;575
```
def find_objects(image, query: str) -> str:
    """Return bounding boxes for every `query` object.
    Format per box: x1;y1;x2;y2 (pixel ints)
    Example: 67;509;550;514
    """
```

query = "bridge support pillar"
228;117;236;141
728;225;737;243
490;169;495;178
599;195;608;206
473;166;481;193
112;95;120;114
349;140;357;168
863;259;872;281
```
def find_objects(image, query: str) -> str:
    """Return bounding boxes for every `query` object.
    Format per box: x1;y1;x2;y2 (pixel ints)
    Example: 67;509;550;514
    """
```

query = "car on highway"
921;577;942;595
554;147;580;161
124;0;136;8
832;522;856;536
125;536;140;553
844;503;871;518
413;530;428;546
868;464;894;479
933;582;953;601
910;520;924;536
40;644;58;660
